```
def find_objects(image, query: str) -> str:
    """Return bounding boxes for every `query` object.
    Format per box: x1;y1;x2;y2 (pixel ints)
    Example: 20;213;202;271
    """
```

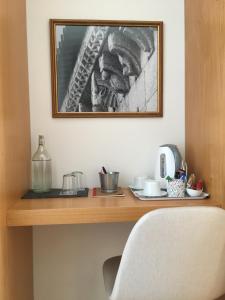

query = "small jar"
167;179;185;198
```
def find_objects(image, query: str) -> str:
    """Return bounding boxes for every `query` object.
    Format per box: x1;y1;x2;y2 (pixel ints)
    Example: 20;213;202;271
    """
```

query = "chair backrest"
110;206;225;300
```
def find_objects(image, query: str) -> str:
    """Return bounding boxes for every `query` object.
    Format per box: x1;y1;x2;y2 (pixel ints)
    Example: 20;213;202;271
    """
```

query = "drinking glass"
61;174;77;195
70;171;85;191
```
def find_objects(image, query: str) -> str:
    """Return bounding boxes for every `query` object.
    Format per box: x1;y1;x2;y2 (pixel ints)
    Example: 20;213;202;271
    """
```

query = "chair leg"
103;256;121;297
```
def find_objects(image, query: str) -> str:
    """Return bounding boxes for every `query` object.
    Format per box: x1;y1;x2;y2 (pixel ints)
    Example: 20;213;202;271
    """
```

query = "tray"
22;188;89;199
130;187;209;201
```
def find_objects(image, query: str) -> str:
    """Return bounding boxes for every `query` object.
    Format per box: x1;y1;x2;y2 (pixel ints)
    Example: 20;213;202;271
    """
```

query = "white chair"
103;207;225;300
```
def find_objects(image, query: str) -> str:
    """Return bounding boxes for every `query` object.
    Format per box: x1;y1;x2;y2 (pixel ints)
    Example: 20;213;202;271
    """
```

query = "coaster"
92;187;125;197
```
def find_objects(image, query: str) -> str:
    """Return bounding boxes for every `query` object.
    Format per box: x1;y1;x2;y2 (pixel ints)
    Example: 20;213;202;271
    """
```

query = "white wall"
26;0;184;299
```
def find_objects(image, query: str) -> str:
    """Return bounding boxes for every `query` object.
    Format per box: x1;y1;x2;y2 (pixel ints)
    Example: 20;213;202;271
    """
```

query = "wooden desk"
7;188;220;227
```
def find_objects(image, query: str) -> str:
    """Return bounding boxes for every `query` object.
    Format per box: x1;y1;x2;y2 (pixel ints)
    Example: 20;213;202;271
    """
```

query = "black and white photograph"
50;19;163;117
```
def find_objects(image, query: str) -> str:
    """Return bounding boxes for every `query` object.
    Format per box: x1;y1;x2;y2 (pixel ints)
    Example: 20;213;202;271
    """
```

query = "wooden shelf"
7;188;220;227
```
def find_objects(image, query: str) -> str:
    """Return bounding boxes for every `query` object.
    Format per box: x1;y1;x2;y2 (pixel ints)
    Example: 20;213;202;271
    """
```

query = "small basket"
167;179;185;198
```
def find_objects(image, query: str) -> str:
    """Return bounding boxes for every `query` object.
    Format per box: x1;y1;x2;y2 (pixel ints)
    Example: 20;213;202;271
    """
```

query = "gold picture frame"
50;19;163;118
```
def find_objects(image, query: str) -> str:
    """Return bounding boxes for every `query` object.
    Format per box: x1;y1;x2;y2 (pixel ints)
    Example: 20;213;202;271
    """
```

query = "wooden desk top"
7;188;220;227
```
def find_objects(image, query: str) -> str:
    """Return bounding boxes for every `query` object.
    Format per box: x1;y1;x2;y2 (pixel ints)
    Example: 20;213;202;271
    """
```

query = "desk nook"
1;0;225;300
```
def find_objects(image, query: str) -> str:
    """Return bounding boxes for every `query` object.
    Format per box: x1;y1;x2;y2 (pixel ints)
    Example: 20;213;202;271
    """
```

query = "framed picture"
50;19;163;118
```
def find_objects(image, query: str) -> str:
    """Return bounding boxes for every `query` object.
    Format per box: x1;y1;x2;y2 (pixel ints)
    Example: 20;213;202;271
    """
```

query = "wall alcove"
0;0;224;299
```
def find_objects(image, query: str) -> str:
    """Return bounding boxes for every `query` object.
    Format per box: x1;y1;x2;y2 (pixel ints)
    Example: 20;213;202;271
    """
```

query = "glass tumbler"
70;171;85;191
61;174;77;195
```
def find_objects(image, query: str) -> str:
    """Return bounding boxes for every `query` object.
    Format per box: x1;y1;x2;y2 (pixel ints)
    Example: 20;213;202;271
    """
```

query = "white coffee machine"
154;144;182;188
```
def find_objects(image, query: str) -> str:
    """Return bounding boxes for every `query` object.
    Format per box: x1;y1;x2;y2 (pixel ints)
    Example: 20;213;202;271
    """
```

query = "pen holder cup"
167;179;185;198
99;172;119;193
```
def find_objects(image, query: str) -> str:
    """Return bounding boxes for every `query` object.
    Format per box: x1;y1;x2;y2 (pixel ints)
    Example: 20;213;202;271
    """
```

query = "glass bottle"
32;135;52;193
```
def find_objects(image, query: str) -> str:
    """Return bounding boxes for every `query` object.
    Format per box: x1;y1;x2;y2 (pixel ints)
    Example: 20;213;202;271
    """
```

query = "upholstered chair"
103;207;225;300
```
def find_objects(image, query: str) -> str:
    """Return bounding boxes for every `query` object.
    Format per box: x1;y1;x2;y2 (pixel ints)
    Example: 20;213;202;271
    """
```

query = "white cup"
143;180;161;196
133;176;147;189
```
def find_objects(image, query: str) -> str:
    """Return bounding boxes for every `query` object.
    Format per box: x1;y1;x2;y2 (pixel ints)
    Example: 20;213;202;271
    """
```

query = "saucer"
135;190;167;198
128;185;144;191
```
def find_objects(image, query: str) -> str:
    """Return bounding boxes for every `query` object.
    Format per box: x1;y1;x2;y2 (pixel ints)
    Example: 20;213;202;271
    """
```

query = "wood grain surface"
185;0;225;208
7;188;220;226
0;0;33;299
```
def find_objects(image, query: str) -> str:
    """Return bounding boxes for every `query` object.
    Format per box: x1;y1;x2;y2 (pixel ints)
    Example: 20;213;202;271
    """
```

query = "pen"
102;166;107;174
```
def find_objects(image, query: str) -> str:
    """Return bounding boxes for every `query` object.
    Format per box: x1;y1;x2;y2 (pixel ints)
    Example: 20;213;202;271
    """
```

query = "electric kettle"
154;144;182;188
